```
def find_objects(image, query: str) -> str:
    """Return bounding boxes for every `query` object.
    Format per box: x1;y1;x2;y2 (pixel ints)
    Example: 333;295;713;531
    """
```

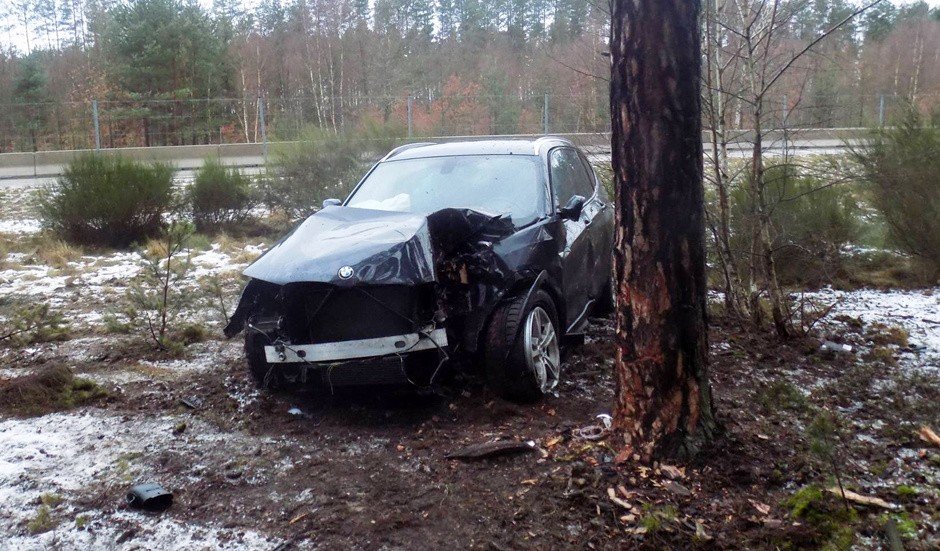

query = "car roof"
381;137;575;161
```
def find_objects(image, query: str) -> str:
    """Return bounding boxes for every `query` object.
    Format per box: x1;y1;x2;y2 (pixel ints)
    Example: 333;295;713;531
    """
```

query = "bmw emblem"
338;266;354;279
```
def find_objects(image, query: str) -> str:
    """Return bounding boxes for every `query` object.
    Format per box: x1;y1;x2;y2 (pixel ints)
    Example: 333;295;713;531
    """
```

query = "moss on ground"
26;505;56;534
785;485;858;550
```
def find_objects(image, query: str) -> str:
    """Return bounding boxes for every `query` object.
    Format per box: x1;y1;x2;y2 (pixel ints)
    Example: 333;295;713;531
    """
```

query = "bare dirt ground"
2;313;938;550
1;185;938;550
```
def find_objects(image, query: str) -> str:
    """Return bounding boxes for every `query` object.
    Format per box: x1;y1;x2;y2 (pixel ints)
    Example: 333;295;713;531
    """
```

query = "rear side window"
549;148;595;206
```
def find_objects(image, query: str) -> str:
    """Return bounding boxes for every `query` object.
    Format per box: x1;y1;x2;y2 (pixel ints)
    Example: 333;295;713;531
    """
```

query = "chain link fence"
0;93;934;153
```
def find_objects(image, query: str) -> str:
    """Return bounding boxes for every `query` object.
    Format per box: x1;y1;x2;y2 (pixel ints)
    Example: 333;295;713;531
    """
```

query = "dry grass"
867;323;909;347
36;237;84;268
0;366;107;417
0;234;11;270
2;233;84;269
142;236;170;259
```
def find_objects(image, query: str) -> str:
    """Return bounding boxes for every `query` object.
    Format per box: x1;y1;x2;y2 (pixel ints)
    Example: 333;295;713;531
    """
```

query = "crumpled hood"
244;206;436;286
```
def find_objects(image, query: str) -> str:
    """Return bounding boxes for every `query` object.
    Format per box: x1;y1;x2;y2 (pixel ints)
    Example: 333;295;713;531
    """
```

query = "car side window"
549;148;595;207
578;153;605;202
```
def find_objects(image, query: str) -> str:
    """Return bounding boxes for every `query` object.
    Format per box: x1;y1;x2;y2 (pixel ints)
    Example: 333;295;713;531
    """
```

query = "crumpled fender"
223;279;276;338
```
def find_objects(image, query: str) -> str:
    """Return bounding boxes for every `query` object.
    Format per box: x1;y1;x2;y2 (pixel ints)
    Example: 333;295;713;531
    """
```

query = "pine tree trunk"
610;0;716;462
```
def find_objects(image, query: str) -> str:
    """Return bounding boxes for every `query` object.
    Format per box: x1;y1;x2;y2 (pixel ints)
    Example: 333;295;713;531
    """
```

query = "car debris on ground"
126;483;173;512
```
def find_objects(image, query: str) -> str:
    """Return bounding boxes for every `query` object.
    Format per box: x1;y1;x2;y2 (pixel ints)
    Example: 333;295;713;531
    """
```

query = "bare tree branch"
763;0;884;95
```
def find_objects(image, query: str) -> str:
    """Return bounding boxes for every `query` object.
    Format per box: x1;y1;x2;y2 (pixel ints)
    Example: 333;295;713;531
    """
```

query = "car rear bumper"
263;328;448;364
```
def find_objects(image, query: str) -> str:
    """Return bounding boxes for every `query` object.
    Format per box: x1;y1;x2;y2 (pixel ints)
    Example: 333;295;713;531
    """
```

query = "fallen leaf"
762;518;783;529
748;499;771;516
659;464;685;480
544;436;563;447
617;485;635;500
663;480;692;496
827;487;894;509
521;479;538;485
695;521;711;540
289;512;308;525
918;426;940;447
607;487;632;510
619;514;636;523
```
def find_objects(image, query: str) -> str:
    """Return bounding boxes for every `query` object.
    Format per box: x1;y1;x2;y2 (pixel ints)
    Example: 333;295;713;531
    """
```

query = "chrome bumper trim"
264;328;448;364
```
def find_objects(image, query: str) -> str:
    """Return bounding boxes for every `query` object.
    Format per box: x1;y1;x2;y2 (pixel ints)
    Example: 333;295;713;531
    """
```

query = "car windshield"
346;155;546;226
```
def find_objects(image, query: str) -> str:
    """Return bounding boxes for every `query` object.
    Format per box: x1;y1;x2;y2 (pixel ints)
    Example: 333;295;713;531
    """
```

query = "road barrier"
0;128;870;182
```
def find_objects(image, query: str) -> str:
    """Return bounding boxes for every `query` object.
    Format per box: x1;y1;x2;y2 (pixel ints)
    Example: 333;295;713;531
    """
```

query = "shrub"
727;162;861;286
851;110;940;279
188;159;255;232
261;126;402;220
37;154;174;248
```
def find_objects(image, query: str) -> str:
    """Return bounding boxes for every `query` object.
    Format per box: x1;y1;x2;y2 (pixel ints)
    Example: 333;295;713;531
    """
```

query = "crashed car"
224;137;614;402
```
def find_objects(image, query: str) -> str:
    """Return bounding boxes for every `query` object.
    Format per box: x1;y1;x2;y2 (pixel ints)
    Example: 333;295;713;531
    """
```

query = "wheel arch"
466;271;564;351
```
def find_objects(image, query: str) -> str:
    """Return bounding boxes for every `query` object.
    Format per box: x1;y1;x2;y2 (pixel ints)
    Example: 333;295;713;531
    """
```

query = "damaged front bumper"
227;205;552;387
264;328;448;364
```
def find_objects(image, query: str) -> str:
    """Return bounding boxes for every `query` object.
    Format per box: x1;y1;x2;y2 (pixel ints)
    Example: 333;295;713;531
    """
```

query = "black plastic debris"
126;483;173;511
181;396;204;410
445;440;536;460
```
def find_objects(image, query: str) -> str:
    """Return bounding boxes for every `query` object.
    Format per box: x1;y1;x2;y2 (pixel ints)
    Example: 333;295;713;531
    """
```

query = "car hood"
244;206;437;286
244;206;517;286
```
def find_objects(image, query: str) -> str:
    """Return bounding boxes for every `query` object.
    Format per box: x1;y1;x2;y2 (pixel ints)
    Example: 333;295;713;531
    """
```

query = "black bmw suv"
225;137;614;402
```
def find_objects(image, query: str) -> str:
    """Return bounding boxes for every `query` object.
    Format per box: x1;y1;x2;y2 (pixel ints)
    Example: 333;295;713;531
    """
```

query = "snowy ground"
806;287;940;374
0;411;282;550
1;185;938;548
0;187;287;548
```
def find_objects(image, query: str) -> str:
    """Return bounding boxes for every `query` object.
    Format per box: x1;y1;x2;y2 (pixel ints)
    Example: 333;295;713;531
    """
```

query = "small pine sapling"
126;221;196;351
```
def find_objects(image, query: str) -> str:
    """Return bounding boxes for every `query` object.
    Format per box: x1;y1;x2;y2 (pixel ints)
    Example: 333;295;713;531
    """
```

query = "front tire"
485;290;562;403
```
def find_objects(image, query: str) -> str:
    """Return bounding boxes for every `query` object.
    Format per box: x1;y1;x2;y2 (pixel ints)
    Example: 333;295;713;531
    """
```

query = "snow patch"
806;287;940;372
0;411;281;550
0;219;41;235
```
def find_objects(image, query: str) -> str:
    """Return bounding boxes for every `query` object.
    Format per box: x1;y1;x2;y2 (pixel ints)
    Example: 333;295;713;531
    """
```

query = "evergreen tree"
101;0;232;99
13;53;49;151
374;0;433;41
863;1;897;43
438;0;458;39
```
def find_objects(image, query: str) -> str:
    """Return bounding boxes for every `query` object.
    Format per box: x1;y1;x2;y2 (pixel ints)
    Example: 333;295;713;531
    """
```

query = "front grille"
319;357;410;386
280;283;435;344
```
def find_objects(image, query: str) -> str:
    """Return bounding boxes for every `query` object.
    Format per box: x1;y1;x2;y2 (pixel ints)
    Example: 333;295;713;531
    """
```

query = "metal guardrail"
0;128;871;182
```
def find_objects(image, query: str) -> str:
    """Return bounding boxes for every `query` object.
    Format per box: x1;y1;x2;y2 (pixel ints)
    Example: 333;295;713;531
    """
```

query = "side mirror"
558;195;586;220
322;198;342;208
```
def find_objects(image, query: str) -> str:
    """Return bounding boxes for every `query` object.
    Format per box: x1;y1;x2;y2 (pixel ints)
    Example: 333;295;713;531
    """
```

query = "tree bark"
610;0;717;462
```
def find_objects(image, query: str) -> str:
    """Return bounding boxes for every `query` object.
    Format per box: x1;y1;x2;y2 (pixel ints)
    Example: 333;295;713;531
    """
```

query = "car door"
577;150;614;303
548;147;599;331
